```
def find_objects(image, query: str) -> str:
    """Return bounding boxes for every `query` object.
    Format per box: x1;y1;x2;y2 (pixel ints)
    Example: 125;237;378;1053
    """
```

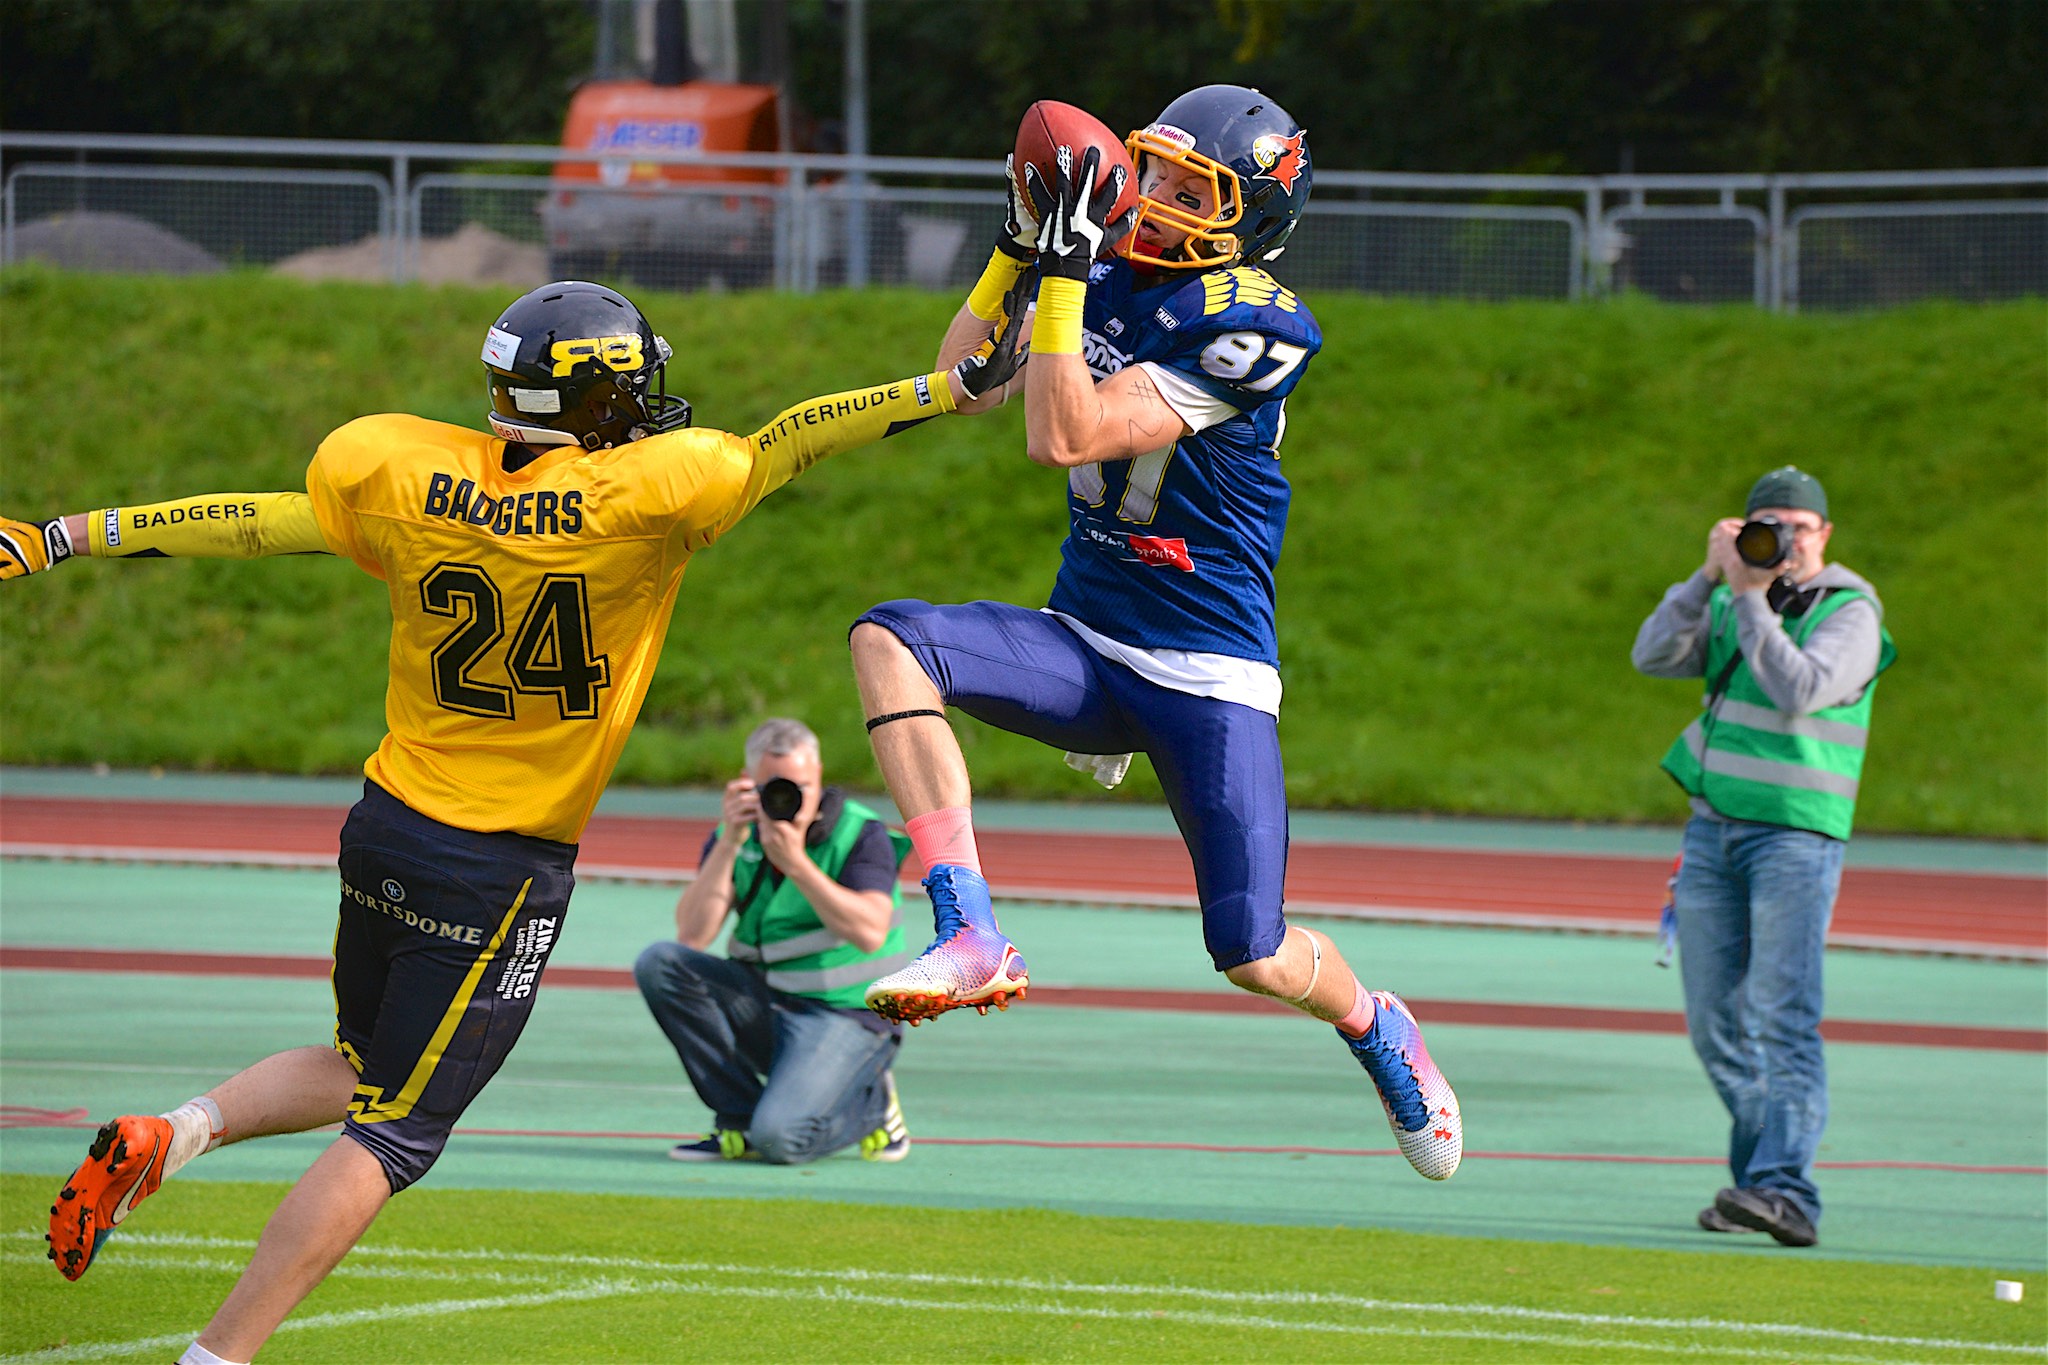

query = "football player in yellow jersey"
1;279;1024;1365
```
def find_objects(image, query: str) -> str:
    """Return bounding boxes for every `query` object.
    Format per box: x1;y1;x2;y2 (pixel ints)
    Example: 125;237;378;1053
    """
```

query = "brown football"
1013;100;1141;243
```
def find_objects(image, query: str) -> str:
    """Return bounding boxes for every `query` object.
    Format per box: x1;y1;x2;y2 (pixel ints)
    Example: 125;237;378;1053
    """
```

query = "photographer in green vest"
635;718;915;1164
1632;466;1895;1249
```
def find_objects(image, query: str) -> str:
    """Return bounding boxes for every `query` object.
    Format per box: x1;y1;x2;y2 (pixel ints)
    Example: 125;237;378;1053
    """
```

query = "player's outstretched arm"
0;493;333;581
685;368;967;545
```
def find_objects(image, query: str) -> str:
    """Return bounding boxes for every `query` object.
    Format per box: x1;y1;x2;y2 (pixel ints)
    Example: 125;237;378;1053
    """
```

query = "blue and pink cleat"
1344;991;1463;1180
864;865;1029;1026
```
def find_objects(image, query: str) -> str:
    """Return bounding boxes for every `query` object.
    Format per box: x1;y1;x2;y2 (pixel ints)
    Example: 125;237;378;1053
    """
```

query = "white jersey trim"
1136;361;1238;435
1042;609;1282;717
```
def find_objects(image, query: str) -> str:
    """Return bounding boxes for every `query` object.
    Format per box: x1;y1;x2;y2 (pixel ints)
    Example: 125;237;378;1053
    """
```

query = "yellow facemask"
1118;128;1246;272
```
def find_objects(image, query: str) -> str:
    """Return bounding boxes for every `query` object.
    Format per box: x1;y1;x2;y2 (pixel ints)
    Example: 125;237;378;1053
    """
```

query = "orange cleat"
47;1115;171;1281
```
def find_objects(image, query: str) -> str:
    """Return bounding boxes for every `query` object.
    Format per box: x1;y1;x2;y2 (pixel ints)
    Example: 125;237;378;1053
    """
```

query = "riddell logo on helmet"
1252;131;1308;192
1145;123;1197;151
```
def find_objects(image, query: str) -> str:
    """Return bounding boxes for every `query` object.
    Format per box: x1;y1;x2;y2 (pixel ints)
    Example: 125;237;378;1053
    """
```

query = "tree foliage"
0;0;593;144
3;0;2041;172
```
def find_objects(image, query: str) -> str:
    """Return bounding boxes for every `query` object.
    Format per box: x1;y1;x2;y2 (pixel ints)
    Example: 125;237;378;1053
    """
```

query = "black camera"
756;776;804;822
1735;516;1795;569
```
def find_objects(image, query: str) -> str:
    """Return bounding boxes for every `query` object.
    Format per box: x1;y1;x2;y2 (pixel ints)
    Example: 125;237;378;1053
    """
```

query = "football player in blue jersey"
850;86;1463;1180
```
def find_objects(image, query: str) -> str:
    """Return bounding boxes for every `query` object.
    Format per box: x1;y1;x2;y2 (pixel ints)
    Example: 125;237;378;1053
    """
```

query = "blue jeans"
1673;814;1843;1224
633;941;899;1164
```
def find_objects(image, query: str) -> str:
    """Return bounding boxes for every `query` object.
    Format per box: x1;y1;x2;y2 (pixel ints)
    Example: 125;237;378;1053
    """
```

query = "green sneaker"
668;1129;757;1162
859;1072;911;1162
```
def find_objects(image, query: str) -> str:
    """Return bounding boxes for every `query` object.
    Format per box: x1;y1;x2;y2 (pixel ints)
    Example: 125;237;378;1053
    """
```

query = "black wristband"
993;235;1033;262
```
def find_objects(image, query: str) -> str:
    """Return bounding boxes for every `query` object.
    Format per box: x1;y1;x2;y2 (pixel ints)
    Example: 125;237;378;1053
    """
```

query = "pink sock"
1334;979;1377;1038
905;806;981;875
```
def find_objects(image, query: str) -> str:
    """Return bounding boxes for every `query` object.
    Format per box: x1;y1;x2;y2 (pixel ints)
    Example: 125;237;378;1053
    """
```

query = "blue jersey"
1046;258;1322;665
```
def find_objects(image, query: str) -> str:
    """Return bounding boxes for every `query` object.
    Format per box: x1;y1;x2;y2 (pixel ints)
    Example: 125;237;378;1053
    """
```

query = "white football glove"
996;153;1040;260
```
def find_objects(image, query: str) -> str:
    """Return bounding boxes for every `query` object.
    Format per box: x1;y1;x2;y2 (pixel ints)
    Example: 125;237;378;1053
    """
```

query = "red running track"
2;794;2042;954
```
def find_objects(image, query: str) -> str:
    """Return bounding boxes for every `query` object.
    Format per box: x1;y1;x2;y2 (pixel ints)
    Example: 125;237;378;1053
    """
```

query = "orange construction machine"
542;78;787;290
540;0;810;290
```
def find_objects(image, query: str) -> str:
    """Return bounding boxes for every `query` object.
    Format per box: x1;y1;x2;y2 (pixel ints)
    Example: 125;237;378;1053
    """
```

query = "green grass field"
0;269;2042;835
4;1178;2042;1363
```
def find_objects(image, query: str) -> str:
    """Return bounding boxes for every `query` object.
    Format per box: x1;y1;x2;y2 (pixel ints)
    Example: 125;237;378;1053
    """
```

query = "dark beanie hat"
1746;465;1828;519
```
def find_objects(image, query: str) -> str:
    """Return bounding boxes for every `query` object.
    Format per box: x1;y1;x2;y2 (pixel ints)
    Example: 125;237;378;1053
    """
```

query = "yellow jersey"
75;372;955;843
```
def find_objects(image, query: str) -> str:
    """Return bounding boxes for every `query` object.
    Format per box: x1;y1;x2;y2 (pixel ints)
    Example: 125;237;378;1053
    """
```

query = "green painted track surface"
2;859;2043;1270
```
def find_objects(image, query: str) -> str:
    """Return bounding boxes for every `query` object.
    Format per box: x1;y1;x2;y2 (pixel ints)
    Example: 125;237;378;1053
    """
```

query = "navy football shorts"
854;599;1289;970
332;781;576;1192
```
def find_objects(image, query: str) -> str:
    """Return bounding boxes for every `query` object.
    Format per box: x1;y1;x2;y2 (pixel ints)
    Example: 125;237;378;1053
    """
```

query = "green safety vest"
722;794;915;1008
1661;584;1896;841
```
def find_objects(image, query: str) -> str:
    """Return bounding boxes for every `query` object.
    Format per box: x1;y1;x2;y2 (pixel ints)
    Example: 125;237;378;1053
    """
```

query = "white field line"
0;1264;1912;1365
0;1250;560;1288
5;1230;2038;1358
0;1278;645;1365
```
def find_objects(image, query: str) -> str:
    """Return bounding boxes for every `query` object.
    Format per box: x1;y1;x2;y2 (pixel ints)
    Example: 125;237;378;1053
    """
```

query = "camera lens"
757;776;804;822
1735;517;1793;569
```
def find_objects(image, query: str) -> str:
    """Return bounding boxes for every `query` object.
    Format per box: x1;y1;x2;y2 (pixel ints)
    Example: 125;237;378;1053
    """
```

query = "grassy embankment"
0;269;2041;837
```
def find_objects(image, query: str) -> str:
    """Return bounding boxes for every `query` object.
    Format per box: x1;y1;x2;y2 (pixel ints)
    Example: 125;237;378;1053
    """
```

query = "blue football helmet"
1121;84;1311;273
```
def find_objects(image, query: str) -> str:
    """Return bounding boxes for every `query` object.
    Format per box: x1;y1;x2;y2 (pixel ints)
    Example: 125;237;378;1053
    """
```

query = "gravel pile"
10;212;222;274
274;222;546;287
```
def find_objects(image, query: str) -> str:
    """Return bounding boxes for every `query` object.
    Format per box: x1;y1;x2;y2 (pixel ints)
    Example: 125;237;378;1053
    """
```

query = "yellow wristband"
1040;274;1089;351
965;249;1030;322
921;370;961;416
1034;275;1086;355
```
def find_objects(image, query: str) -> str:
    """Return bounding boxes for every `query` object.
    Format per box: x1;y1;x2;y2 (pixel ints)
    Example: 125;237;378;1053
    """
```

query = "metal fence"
1604;206;1768;305
1;132;2042;311
1786;200;2048;310
5;162;391;275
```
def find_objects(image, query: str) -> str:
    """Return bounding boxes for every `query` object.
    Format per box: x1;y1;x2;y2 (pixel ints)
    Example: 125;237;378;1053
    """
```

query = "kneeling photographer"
1631;466;1896;1249
635;718;915;1164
